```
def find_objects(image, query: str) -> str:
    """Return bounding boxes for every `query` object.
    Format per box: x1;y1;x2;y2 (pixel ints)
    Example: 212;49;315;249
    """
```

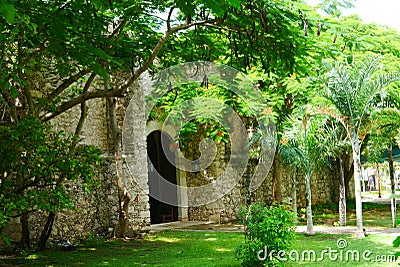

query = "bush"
236;203;295;266
0;116;101;249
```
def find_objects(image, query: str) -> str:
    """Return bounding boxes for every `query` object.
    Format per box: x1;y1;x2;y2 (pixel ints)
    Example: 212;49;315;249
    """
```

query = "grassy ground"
2;200;399;266
299;200;397;227
287;234;400;266
0;231;242;267
1;231;399;267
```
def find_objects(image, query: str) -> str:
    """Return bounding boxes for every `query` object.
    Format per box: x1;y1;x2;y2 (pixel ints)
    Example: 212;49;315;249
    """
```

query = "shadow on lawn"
0;231;243;267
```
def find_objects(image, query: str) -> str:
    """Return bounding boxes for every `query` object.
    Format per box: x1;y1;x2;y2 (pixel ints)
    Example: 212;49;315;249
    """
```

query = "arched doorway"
147;131;178;224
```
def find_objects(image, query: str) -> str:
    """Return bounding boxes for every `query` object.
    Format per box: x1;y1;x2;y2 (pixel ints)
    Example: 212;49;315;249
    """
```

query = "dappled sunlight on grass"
0;231;243;266
366;234;396;247
216;247;232;252
79;247;97;251
155;237;181;243
4;229;400;266
26;254;39;259
304;201;399;228
288;233;400;266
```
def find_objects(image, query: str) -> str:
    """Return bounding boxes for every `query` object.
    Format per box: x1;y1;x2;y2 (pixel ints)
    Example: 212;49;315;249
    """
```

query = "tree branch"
167;5;175;31
41;89;122;121
46;17;130;107
117;17;224;95
41;17;223;122
74;72;96;137
203;22;280;52
22;80;35;115
0;89;18;122
110;17;129;40
46;69;91;104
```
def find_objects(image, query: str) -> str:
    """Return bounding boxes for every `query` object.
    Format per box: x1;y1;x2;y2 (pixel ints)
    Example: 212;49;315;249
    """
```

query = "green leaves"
225;0;240;8
236;203;295;266
281;106;343;177
0;117;101;243
317;57;400;133
151;81;251;144
0;0;16;23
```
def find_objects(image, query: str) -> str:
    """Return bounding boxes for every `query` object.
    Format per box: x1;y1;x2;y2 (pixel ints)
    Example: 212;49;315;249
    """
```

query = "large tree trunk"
388;146;396;228
36;211;55;252
20;211;30;249
351;133;364;238
337;156;346;226
305;173;314;236
107;98;131;238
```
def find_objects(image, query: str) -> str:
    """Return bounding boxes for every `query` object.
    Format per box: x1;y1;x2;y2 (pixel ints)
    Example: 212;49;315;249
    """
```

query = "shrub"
0;116;101;249
236;203;295;266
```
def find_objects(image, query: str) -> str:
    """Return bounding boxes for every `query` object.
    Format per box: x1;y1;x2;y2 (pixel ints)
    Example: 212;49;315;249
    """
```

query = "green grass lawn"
299;201;398;227
287;234;400;266
1;231;400;267
2;201;400;266
0;231;242;267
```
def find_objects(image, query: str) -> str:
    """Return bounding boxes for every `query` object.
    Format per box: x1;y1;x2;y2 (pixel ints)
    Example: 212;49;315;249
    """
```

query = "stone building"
2;67;342;245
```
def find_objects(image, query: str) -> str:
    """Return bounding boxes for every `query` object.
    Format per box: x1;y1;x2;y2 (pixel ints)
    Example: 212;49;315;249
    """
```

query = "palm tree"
368;107;400;227
280;138;302;225
325;122;351;226
281;110;337;235
315;57;400;237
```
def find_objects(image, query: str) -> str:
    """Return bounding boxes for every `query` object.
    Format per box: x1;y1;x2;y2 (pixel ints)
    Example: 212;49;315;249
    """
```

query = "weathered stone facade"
2;75;342;247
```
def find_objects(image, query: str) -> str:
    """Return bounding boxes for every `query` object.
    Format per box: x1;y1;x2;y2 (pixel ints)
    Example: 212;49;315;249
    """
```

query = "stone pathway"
150;221;244;233
151;194;400;235
151;221;400;236
362;194;392;204
296;225;400;236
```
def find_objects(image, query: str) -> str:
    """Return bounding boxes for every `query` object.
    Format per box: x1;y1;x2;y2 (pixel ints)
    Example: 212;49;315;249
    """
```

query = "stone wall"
2;160;119;244
186;157;340;223
122;84;151;228
182;131;340;223
1;74;151;247
1;73;343;247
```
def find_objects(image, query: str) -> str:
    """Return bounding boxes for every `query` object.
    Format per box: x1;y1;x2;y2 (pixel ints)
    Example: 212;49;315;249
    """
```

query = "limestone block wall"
183;132;340;223
1;74;151;246
122;84;151;228
46;74;152;236
30;161;119;240
186;159;340;223
2;161;119;244
278;163;340;207
2;70;344;246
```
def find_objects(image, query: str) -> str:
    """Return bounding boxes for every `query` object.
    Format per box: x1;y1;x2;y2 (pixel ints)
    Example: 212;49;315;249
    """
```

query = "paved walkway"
151;194;400;235
296;225;400;236
151;221;400;236
362;194;392;204
150;221;244;233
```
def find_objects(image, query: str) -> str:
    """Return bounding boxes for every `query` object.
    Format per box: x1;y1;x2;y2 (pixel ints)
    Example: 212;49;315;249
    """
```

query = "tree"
315;57;400;237
279;143;301;225
365;102;400;227
0;117;101;250
0;0;359;244
281;108;338;235
335;136;352;226
0;0;328;243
